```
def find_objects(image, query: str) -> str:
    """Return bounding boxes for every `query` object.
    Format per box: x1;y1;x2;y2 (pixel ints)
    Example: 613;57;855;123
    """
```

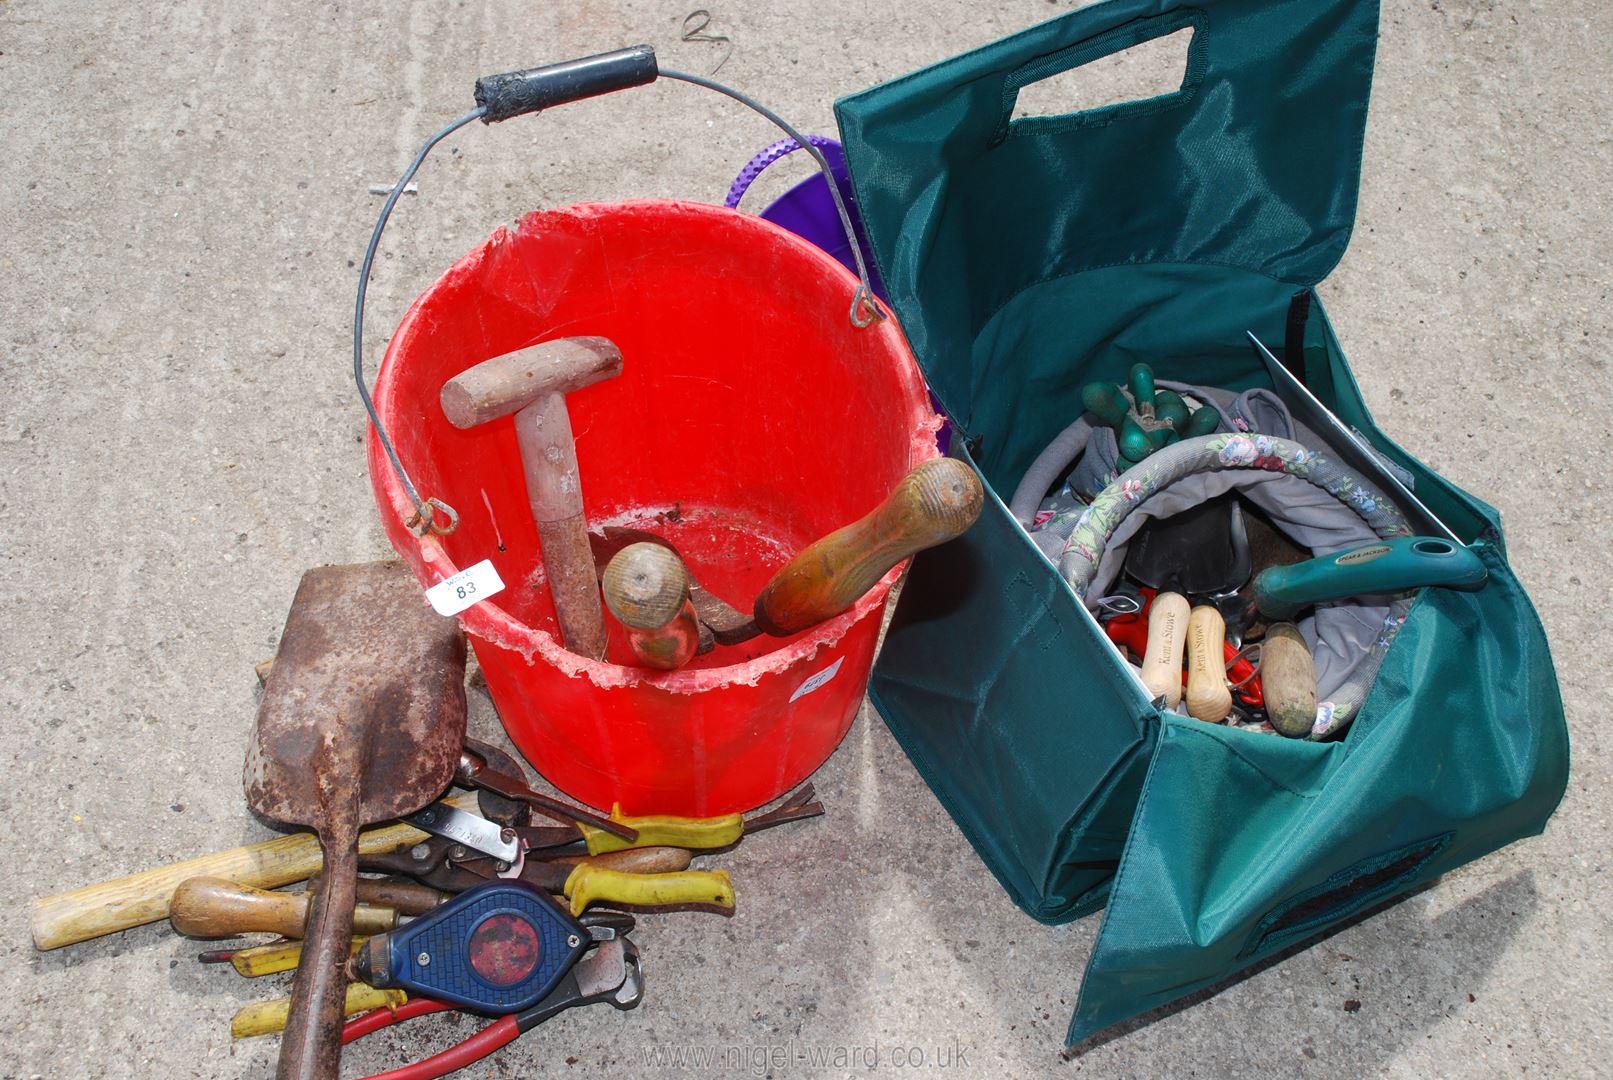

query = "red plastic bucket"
370;200;938;815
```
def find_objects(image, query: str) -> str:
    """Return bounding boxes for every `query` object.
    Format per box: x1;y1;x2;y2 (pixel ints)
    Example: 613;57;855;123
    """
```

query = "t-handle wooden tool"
602;542;703;670
245;560;467;1080
440;336;622;660
752;457;985;638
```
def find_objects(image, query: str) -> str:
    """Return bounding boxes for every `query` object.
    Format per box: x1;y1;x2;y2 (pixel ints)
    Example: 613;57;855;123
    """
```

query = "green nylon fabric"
834;0;1569;1046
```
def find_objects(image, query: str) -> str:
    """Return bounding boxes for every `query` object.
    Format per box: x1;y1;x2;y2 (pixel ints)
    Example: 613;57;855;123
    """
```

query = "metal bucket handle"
353;46;885;536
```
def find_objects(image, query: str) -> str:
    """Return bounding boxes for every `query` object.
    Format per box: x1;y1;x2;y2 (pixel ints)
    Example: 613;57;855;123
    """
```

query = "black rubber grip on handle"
475;45;658;123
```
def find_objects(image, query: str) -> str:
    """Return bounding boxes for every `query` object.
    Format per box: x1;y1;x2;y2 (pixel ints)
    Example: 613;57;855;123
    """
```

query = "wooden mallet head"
603;542;701;671
439;336;623;430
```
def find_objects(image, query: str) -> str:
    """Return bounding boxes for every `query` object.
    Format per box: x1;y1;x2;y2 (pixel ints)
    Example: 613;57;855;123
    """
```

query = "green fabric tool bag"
833;0;1569;1045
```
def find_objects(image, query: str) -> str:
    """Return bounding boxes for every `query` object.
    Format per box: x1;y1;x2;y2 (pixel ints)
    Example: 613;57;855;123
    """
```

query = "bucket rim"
368;198;943;692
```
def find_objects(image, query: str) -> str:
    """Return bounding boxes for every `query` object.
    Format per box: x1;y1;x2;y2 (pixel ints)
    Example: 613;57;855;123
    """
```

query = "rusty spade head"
244;560;468;837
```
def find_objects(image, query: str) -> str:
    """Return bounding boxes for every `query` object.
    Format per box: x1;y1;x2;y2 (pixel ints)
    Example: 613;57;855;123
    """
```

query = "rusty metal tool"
244;560;467;1080
399;808;733;915
602;542;704;669
440;336;623;660
457;737;637;840
361;836;694;893
169;877;398;940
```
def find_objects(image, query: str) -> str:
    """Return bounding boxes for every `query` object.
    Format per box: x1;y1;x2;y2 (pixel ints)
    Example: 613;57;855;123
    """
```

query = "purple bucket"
724;136;887;302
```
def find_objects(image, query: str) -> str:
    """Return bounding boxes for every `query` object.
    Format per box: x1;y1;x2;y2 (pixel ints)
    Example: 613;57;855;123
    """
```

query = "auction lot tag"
790;656;845;703
426;560;505;616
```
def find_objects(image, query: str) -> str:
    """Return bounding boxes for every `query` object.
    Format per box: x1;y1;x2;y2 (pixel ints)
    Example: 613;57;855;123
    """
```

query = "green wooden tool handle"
1253;536;1487;620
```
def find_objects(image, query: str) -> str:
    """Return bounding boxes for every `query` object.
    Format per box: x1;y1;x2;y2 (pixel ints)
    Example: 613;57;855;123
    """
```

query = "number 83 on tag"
425;559;506;616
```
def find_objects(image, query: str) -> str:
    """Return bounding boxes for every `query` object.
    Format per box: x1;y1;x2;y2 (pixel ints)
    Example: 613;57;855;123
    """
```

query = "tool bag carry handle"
834;0;1377;449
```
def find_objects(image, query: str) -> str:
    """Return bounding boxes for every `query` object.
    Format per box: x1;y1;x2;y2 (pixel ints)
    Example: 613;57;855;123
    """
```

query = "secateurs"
368;753;822;915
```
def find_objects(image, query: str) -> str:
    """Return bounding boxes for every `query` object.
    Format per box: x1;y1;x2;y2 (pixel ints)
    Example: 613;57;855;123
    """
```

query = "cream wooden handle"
169;877;398;939
1139;591;1190;708
1185;606;1232;723
1262;622;1318;738
31;790;478;950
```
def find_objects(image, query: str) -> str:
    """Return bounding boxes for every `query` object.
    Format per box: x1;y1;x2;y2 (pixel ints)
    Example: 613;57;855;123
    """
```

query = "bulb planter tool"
1251;536;1488;621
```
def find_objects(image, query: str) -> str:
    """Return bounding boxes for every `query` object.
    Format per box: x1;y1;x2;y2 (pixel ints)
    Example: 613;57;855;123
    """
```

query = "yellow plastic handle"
563;863;735;916
229;938;366;979
230;984;404;1039
580;805;744;855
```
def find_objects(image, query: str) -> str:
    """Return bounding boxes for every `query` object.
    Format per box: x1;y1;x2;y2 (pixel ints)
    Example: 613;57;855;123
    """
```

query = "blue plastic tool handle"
1253;536;1489;620
474;45;658;123
385;881;589;1014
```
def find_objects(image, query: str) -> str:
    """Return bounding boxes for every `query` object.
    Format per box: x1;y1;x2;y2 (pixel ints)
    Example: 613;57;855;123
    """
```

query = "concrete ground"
3;1;1608;1077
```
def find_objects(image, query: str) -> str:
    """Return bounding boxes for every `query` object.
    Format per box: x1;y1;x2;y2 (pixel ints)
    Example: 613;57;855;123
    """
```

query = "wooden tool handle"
1262;622;1318;738
536;514;609;661
1139;591;1189;708
30;791;477;951
754;458;984;637
602;542;690;627
603;542;700;670
170;877;398;939
624;600;701;670
352;878;448;916
232;984;405;1040
547;846;694;873
1185;606;1232;723
277;839;359;1079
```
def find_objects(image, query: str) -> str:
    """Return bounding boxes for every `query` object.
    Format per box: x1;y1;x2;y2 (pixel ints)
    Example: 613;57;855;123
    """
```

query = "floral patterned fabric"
1058;433;1415;740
